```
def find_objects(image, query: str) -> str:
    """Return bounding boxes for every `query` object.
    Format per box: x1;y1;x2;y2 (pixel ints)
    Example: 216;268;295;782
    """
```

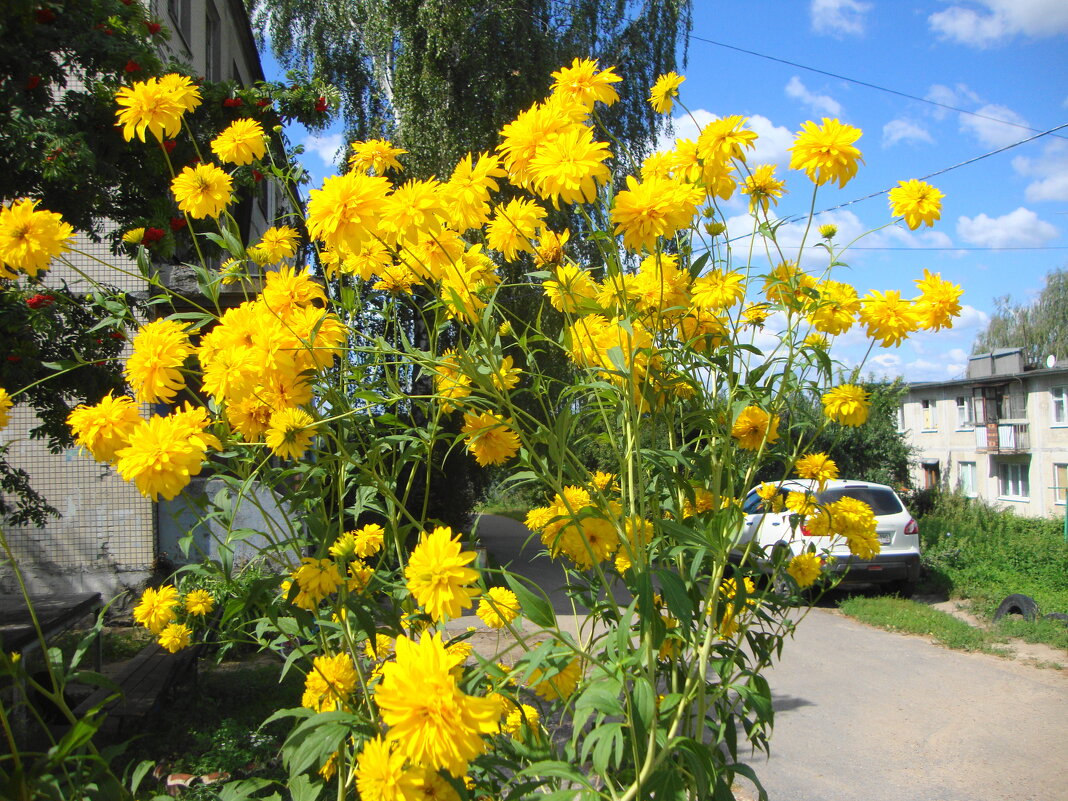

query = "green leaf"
655;568;694;624
503;572;555;628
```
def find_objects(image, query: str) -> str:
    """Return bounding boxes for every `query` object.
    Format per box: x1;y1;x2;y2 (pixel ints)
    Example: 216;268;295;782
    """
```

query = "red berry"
145;21;161;35
315;96;328;112
256;98;270;107
35;8;55;23
26;75;41;90
162;139;177;154
252;169;264;183
170;217;187;232
142;227;165;245
222;97;244;108
124;60;140;73
26;293;55;309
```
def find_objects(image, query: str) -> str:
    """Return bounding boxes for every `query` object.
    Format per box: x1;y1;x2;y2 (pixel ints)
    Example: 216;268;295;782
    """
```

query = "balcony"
974;422;1030;452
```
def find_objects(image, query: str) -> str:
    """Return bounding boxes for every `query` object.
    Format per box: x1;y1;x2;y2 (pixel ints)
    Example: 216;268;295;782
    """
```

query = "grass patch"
478;506;527;523
994;616;1068;652
838;595;1007;655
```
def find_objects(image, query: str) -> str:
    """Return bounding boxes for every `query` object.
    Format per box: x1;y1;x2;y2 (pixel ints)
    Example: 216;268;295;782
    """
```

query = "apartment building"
1;0;274;595
901;348;1068;518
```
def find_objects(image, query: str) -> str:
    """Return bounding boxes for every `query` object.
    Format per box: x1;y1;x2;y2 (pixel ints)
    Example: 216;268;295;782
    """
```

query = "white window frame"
1054;463;1068;507
958;461;977;498
921;399;937;432
955;396;973;430
1052;385;1068;426
998;462;1029;501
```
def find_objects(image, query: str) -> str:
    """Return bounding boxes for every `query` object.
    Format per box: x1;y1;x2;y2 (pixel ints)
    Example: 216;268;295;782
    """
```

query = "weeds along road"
737;607;1068;801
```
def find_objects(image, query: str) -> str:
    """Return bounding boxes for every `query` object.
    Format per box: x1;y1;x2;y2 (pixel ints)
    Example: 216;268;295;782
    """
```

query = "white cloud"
925;83;982;119
785;76;843;117
302;132;344;165
929;0;1068;47
959;103;1030;147
1012;140;1068;202
810;0;872;37
957;207;1059;248
659;109;716;152
882;118;934;147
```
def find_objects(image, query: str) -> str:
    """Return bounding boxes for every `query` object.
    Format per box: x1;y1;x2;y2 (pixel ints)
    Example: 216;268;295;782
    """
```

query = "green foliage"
837;595;1006;654
972;267;1068;366
918;490;1068;618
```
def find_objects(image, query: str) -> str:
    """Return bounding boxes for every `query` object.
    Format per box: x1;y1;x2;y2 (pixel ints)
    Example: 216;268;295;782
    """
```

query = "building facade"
902;349;1068;518
1;0;273;595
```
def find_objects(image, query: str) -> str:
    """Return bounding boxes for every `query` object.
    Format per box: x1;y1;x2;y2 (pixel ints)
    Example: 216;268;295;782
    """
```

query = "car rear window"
817;487;904;515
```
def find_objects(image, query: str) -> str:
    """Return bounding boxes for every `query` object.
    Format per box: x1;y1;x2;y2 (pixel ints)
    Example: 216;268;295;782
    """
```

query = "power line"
688;33;1068;141
849;247;1068;251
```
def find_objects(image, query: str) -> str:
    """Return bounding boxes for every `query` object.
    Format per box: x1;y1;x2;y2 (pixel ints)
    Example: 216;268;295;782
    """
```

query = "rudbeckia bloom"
789;118;863;188
133;585;180;634
0;388;12;430
610;175;702;252
696;115;758;163
731;405;780;450
115;76;189;142
461;411;521;467
741;164;787;213
171;163;233;219
808;280;859;336
913;269;962;331
822;384;871;427
67;392;142;462
264;407;316;459
649;72;685;114
115;414;210;500
306;171;390;254
210;118;267;165
355;737;419;801
404;526;480;622
184;589;215;616
302;652;358;713
0;198;74;278
787;552;823;589
858;289;919;347
550;57;621;109
476;587;520;629
794;452;839;490
157;622;192;653
889;179;944;230
124;319;193;404
527;125;612;207
348;139;407;174
375;633;501;776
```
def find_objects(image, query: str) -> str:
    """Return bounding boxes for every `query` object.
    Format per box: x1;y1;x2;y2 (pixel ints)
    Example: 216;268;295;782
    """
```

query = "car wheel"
993;593;1040;622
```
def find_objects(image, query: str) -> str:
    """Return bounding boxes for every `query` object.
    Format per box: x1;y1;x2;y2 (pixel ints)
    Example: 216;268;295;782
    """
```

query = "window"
896;405;905;432
998;462;1029;500
1055;464;1068;506
1053;386;1068;425
958;462;977;497
955;396;973;429
167;0;192;45
921;399;937;431
205;3;222;82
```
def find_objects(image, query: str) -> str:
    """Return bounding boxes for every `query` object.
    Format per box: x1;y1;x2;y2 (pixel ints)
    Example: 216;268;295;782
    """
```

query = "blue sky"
263;1;1068;383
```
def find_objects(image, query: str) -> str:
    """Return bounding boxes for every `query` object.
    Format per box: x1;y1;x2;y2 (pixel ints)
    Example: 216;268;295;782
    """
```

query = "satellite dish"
1047;354;1057;369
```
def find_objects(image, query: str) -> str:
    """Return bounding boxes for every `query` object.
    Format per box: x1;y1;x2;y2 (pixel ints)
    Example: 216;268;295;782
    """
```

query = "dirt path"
733;607;1068;801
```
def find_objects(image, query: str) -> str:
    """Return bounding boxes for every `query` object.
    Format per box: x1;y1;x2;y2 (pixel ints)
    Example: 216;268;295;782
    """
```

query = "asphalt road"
471;515;1068;801
736;607;1068;801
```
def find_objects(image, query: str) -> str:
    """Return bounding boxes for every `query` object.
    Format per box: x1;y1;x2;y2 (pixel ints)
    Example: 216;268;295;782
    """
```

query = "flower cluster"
132;584;214;652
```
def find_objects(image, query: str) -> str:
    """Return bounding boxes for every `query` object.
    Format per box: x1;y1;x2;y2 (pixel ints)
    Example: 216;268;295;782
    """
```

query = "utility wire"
688;33;1068;141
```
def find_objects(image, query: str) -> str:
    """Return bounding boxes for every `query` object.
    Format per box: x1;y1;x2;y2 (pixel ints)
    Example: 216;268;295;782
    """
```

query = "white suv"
735;479;921;594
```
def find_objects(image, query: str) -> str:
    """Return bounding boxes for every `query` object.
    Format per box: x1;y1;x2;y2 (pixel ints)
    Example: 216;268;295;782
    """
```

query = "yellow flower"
501;704;540;740
434;349;473;413
741;302;772;327
292;557;344;607
210;118;267;165
184;589;215;617
251;225;299;264
122;227;146;245
306;171;391;254
889;179;944;229
352;523;386;558
859;289;919;347
544;263;599;313
610;175;703;252
476;587;520;629
171;163;233;219
787;552;823;589
66;392;140;463
443;151;506;231
550;58;621;109
822;384;871;427
497;98;579;188
115;75;198;142
649;72;685;114
405;526;480;622
264;407;316;459
691;269;746;310
527;125;612;207
741;164;787;213
260;265;327;319
818;223;838;239
830;497;880;559
380;178;446;247
302;652;358;713
133;585;180;634
731;405;780;450
375;633;502;776
461;411;521;467
0;198;74;278
809;280;859;336
0;388;12;430
786;491;818;518
355;736;419;801
789;118;863;188
795;452;839;490
124;319;192;404
756;482;785;512
913;269;963;331
115;414;209;500
157;622;193;653
485;197;546;261
530;657;581;701
348;139;407;174
697;115;758;163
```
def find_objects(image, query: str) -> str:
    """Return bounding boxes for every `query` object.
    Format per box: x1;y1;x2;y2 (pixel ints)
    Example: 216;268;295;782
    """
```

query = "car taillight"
801;524;813;536
904;518;918;536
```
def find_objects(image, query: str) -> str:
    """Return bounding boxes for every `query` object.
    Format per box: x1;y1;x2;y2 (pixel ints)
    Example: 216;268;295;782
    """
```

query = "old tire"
993;593;1040;622
1043;612;1068;625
